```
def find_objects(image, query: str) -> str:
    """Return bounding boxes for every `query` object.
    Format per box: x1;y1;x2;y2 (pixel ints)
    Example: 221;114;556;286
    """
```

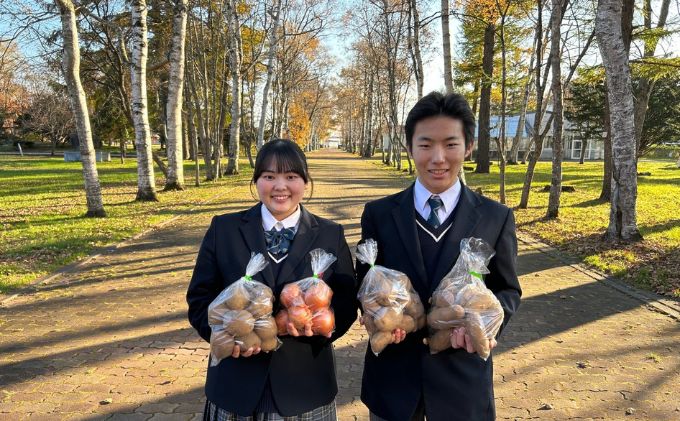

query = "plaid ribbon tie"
264;227;295;255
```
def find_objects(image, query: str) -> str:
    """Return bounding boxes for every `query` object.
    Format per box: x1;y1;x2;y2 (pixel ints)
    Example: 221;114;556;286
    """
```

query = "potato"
404;295;424;318
210;330;235;361
370;331;393;354
235;332;262;350
465;313;490;359
427;306;465;330
399;314;416;333
363;314;377;334
260;336;280;352
208;301;230;326
427;329;452;354
224;287;250;310
416;314;427;330
466;292;501;312
247;300;273;319
433;289;457;308
254;316;278;339
224;310;255;336
373;307;401;332
361;298;382;315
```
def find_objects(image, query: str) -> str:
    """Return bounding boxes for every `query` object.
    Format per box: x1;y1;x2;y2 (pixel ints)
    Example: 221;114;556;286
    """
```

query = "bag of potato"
426;238;503;360
207;253;280;366
356;239;426;355
276;249;337;337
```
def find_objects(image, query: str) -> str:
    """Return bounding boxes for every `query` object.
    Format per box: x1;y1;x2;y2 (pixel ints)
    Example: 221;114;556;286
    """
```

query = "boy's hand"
360;316;407;344
391;328;406;344
450;327;497;354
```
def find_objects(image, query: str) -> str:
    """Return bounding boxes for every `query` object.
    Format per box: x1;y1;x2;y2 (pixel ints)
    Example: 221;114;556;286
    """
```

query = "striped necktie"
427;195;444;229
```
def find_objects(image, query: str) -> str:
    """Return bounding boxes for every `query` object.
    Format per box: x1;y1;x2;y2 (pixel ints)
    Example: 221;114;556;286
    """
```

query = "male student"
357;91;522;421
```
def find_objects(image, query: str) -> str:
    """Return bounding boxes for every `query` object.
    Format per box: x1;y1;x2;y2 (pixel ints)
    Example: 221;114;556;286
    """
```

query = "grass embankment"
0;156;253;293
376;157;680;298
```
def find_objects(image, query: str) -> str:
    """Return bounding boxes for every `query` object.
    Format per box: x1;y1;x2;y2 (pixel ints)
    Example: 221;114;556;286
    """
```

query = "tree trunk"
224;0;242;175
634;0;670;156
596;0;642;241
164;0;188;191
519;0;545;209
600;95;612;200
475;23;494;174
257;0;281;150
55;0;106;217
441;0;453;94
509;36;536;165
579;138;588;164
130;0;158;201
409;0;424;98
547;0;564;219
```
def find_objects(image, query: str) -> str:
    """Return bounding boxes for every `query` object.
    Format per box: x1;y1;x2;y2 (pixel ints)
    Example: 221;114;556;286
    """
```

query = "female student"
187;139;357;420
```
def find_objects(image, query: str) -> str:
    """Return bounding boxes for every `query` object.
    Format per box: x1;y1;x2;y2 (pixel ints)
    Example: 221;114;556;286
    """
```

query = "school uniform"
187;203;358;419
357;179;522;421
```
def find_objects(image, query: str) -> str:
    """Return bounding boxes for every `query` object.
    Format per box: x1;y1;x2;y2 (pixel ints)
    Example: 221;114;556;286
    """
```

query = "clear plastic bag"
426;238;504;360
277;249;336;337
208;253;280;366
357;239;425;355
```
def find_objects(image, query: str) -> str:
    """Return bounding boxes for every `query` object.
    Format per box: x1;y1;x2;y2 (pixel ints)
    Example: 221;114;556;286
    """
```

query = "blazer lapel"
277;205;319;284
391;185;429;294
429;184;482;293
238;203;275;289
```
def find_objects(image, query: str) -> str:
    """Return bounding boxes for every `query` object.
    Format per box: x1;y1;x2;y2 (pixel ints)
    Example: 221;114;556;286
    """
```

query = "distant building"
324;129;341;149
475;111;605;161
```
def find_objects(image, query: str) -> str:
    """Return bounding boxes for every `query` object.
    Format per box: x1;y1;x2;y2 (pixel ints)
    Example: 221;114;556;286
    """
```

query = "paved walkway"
1;149;678;420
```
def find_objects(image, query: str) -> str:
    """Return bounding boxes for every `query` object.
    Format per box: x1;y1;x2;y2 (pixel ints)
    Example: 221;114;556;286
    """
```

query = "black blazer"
357;183;522;421
187;203;358;416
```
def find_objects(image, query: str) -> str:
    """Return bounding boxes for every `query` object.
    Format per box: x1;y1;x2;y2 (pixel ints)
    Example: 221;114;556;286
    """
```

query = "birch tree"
224;0;243;175
596;0;642;241
441;0;453;93
546;0;563;218
55;0;106;217
164;0;188;190
257;0;281;150
130;0;157;201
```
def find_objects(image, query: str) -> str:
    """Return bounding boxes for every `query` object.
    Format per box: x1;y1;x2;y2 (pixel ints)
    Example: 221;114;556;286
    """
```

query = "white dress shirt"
413;178;462;223
261;204;301;233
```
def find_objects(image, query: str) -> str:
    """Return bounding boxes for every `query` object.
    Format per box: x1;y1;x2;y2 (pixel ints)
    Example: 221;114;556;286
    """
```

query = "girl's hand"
287;321;314;337
231;345;262;358
450;327;497;354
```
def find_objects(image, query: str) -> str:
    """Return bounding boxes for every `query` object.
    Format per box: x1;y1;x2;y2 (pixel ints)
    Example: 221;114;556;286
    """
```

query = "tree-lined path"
0;149;678;420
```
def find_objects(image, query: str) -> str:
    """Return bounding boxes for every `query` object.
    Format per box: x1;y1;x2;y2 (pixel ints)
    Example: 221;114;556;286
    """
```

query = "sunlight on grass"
0;156;253;293
372;156;680;298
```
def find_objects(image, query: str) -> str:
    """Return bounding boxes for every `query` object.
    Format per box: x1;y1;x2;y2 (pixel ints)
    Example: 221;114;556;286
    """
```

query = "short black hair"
253;138;311;184
404;91;476;150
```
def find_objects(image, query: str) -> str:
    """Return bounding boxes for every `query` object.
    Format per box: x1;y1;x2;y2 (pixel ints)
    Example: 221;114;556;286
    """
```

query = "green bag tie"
469;271;483;280
244;275;252;281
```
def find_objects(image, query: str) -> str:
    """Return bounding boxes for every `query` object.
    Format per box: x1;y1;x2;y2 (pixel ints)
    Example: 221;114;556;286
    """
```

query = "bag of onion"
357;239;426;355
425;238;503;360
207;253;280;366
275;249;337;337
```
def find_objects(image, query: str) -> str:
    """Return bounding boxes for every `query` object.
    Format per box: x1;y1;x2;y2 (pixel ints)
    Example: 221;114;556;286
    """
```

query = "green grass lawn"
0;156;253;293
375;157;680;298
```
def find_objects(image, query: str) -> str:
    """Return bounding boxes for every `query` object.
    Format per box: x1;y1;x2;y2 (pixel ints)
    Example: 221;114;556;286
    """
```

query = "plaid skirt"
203;399;337;421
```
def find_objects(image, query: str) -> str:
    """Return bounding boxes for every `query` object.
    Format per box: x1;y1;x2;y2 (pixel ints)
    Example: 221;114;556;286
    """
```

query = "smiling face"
255;162;307;220
409;115;473;194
